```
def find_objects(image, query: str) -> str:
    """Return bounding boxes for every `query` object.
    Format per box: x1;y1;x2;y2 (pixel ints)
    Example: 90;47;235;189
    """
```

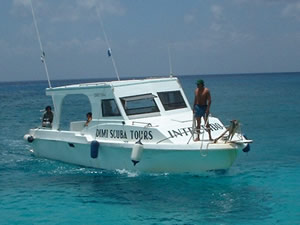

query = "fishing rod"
95;5;120;81
29;0;52;88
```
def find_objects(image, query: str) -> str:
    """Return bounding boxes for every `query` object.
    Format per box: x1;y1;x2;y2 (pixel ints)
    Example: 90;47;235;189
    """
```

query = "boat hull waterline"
29;137;241;173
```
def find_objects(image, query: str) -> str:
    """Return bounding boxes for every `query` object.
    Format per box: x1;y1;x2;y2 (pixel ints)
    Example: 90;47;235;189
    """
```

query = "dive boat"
24;77;252;173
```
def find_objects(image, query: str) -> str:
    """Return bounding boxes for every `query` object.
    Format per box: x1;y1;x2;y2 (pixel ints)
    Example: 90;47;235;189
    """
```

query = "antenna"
29;0;52;88
168;44;174;77
95;5;120;81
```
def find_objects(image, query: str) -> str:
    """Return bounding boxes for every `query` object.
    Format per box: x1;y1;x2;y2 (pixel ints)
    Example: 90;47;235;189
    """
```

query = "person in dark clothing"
42;105;53;127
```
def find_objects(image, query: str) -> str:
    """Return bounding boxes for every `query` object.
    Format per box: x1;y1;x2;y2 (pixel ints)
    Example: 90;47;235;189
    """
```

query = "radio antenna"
168;44;174;77
29;0;52;88
95;5;120;81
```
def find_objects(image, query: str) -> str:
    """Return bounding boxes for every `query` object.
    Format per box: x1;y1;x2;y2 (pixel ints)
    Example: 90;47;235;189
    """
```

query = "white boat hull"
30;138;240;173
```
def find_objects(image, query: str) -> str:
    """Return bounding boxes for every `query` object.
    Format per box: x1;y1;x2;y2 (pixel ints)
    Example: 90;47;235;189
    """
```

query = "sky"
1;0;300;82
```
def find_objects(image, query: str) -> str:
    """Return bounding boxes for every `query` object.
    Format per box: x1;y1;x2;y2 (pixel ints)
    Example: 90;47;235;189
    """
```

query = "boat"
24;77;252;173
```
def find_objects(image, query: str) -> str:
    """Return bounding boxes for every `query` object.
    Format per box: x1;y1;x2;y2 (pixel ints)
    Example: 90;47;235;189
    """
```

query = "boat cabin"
46;77;192;131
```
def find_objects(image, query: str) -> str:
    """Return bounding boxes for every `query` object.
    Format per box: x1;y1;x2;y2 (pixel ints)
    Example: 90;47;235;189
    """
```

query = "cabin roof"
46;77;178;95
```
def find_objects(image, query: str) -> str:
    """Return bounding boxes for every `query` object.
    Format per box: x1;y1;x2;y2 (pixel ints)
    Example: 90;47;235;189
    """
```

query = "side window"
102;99;121;117
158;91;187;111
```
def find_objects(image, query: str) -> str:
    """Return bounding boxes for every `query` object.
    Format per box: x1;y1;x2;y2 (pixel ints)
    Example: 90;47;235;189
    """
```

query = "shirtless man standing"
193;79;212;141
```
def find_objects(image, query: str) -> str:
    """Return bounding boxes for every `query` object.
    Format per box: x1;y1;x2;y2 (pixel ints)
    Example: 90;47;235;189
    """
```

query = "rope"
199;116;209;157
187;113;195;144
187;113;209;157
29;0;52;88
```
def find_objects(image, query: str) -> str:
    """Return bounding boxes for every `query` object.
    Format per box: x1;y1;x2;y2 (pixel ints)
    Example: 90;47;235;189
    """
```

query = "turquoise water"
0;73;299;224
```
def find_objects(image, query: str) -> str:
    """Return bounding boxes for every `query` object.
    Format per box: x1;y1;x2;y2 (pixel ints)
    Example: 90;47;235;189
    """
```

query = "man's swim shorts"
194;104;207;118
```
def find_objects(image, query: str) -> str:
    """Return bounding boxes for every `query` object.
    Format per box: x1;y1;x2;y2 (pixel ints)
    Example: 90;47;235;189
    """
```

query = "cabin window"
120;94;159;116
102;99;121;117
158;91;187;110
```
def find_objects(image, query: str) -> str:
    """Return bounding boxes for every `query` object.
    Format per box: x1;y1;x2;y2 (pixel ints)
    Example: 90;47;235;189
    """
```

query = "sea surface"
0;73;299;225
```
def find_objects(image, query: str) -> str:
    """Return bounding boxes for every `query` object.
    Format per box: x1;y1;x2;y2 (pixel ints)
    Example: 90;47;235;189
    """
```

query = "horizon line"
1;71;300;84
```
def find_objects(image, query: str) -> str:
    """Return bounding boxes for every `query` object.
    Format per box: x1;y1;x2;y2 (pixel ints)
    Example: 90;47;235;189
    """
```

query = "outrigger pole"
29;0;52;88
95;5;120;81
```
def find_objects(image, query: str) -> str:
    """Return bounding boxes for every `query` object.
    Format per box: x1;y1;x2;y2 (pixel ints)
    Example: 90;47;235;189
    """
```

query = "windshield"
158;91;187;110
120;94;159;116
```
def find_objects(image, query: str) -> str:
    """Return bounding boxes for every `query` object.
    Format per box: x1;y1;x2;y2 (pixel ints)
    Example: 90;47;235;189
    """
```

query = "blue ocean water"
0;73;299;225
